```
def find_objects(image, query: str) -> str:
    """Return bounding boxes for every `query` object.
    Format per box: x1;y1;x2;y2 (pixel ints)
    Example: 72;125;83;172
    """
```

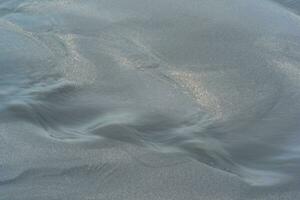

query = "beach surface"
1;0;300;199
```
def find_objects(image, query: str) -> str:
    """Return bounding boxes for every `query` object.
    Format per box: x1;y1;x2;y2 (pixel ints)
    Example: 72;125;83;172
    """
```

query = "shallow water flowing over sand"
1;0;300;199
